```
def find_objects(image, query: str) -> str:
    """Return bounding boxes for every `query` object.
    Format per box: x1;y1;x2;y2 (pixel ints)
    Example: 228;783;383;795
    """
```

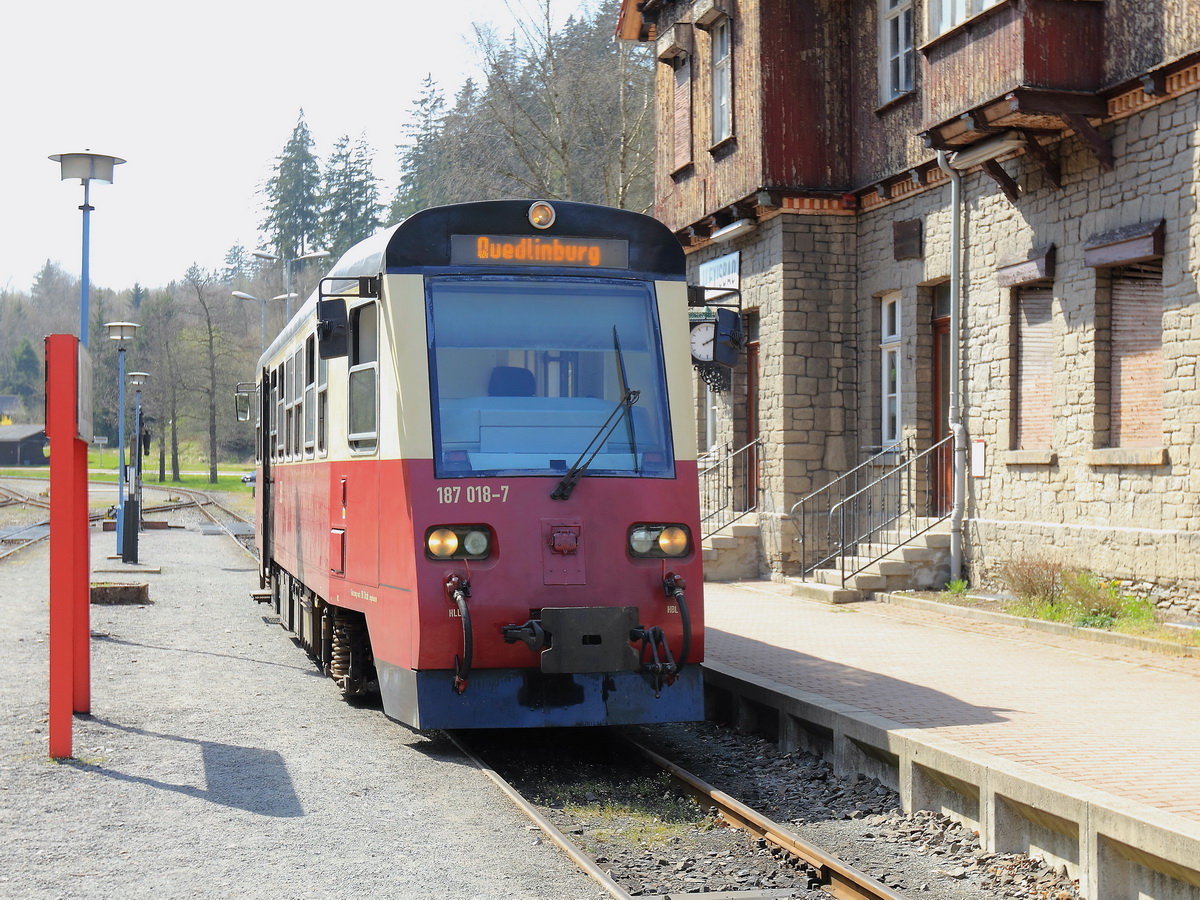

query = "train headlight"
462;529;490;556
627;524;691;558
427;528;459;558
658;526;689;556
425;525;492;560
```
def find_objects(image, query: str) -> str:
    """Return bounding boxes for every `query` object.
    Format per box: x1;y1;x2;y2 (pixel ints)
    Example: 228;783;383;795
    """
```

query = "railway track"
162;485;257;558
451;729;908;900
0;479;257;564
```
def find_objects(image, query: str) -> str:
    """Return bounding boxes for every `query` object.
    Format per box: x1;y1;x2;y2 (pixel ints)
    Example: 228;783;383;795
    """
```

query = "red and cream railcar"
250;200;706;729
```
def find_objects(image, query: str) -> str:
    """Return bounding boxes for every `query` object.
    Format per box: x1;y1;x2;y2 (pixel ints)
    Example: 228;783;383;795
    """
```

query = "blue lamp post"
105;322;139;551
50;152;126;348
124;371;149;564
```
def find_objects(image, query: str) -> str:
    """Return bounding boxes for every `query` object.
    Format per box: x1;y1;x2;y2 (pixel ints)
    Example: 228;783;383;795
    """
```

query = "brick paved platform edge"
702;660;1200;900
878;592;1200;658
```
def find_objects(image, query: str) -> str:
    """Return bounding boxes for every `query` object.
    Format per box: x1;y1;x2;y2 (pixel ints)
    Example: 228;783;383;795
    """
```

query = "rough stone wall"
687;213;859;575
852;87;1200;613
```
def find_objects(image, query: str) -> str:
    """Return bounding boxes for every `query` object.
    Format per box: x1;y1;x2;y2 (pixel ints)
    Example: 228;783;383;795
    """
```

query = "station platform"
701;579;1200;900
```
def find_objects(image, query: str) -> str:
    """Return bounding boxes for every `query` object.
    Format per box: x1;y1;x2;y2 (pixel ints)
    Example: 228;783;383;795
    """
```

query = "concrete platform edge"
702;659;1200;900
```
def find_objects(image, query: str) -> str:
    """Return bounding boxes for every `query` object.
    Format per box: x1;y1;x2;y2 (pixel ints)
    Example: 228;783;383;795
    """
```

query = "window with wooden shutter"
1110;264;1163;447
1015;287;1053;450
672;56;692;171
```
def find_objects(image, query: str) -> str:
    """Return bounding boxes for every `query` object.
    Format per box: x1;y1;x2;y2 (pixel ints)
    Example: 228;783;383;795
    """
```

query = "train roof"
261;200;685;370
330;199;685;279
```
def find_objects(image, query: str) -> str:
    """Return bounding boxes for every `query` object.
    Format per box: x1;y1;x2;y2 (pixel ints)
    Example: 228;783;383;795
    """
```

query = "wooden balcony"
921;0;1105;151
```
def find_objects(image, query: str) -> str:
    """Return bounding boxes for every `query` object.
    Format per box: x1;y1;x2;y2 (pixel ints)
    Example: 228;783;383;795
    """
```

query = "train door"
260;367;274;586
930;285;951;515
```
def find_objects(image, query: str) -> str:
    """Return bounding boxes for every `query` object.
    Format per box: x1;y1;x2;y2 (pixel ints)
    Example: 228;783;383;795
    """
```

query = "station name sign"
451;234;629;269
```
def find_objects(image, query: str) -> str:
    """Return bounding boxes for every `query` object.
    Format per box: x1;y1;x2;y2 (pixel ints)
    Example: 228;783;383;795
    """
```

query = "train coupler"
501;620;547;652
630;624;678;697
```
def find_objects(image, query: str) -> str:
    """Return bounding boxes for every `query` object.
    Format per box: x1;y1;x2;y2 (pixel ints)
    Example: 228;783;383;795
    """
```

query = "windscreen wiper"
550;388;640;501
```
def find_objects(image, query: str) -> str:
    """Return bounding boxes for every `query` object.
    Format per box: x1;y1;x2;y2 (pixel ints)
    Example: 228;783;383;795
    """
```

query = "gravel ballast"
1;508;602;900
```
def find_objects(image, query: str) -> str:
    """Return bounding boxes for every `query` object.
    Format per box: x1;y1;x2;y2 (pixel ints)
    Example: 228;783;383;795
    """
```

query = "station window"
711;18;732;145
928;0;1003;38
348;302;378;452
880;0;913;102
1108;264;1163;448
881;293;901;447
1013;286;1054;450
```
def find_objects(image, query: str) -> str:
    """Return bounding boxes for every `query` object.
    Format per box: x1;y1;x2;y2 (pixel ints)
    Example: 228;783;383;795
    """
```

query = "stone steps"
701;515;762;580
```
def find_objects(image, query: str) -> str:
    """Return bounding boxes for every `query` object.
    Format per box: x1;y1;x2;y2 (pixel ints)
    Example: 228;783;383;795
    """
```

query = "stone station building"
617;0;1200;612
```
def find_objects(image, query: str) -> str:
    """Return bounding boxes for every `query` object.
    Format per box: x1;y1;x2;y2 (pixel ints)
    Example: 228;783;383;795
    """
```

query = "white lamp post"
50;152;126;349
253;248;330;320
104;321;139;552
232;291;296;355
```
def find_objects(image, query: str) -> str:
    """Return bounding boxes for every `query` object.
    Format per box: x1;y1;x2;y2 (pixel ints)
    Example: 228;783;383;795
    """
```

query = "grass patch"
994;556;1200;646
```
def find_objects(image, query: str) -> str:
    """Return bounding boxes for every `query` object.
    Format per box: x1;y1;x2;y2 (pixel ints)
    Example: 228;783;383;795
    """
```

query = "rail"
698;438;761;540
790;436;952;585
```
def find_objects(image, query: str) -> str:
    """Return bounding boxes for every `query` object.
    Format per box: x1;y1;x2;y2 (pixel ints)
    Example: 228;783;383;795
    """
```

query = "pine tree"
260;111;322;260
319;134;385;260
391;75;447;221
223;246;250;284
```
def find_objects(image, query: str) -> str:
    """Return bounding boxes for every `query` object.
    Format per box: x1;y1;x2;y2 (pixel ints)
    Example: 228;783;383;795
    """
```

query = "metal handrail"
790;436;952;585
833;435;953;585
788;440;911;576
699;438;761;540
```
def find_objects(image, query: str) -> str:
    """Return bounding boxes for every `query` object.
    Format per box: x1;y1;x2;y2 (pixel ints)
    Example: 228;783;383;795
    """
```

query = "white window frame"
347;302;379;453
711;18;732;145
880;0;914;102
928;0;1003;39
881;294;902;447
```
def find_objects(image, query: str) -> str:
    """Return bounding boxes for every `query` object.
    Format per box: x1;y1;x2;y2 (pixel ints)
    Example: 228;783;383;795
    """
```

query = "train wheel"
330;607;375;698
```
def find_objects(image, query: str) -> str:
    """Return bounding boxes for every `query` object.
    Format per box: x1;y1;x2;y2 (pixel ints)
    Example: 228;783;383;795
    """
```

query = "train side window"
348;302;378;452
317;356;328;456
293;347;304;456
272;367;283;460
284;355;295;459
304;336;316;454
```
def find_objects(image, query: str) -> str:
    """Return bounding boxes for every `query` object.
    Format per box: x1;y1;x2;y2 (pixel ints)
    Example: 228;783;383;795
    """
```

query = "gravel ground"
631;722;1081;900
0;501;603;900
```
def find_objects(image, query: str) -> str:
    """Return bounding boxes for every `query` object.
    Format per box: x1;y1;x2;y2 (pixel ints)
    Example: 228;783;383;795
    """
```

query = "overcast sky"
1;0;585;294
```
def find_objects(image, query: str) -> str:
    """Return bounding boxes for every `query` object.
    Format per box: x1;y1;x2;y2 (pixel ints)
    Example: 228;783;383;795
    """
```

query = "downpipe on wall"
936;151;967;582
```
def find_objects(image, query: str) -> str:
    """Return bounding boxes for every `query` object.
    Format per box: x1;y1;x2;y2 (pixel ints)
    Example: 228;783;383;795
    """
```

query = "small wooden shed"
0;425;48;465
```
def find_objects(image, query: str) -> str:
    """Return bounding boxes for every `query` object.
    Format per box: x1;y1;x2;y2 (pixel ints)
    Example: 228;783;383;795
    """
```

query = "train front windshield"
427;277;675;479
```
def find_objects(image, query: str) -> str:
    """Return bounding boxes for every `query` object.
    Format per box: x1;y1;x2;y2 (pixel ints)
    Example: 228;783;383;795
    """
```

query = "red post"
46;334;90;758
74;433;90;713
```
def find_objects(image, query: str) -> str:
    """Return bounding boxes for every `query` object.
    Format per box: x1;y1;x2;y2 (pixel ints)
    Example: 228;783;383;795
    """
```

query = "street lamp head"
104;321;140;343
127;371;150;387
272;292;297;302
231;290;262;302
299;249;331;262
50;151;126;184
252;250;282;262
